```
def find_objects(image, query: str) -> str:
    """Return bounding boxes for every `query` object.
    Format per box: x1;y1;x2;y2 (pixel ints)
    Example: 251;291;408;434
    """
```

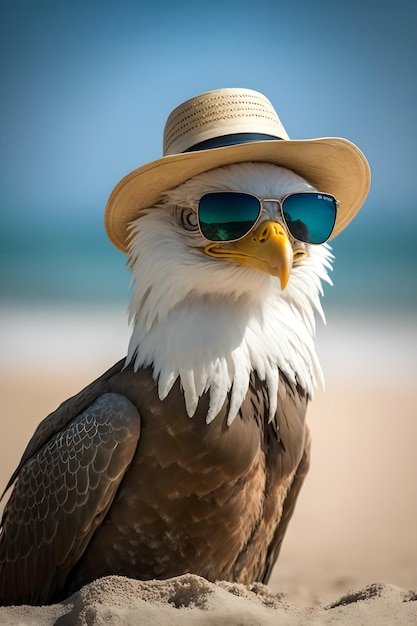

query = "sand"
0;308;416;623
0;575;416;625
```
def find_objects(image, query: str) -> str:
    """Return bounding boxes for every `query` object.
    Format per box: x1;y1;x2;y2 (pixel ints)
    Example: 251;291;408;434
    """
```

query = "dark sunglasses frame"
196;191;339;245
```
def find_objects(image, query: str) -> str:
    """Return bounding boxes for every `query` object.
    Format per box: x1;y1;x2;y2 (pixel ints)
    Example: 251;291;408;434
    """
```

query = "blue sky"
1;0;416;213
0;0;416;309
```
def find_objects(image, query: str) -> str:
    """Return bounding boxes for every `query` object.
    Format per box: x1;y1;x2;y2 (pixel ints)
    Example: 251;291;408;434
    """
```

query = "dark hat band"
183;133;282;153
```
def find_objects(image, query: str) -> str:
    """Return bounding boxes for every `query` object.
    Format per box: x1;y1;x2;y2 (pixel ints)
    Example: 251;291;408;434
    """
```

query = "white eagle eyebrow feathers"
126;163;334;425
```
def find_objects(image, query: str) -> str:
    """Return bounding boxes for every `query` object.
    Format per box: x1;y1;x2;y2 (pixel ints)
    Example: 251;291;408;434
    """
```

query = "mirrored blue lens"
198;192;261;241
282;193;337;244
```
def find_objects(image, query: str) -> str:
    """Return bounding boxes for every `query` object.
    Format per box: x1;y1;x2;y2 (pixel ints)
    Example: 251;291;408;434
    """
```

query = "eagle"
0;88;370;606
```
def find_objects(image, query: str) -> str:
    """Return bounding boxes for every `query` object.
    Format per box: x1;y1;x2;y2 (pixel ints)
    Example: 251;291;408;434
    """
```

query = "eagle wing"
0;381;140;605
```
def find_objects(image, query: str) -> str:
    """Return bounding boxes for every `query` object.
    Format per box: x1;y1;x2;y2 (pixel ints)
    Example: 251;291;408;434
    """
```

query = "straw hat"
105;88;371;252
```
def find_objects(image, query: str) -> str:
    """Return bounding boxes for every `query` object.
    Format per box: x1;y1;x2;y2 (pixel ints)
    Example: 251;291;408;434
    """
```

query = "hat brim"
104;137;370;253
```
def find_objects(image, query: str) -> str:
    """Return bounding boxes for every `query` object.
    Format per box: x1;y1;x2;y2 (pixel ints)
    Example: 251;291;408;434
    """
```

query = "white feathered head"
126;162;333;424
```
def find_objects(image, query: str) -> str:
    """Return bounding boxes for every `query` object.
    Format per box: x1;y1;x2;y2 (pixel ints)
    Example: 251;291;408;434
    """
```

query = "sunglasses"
197;191;338;245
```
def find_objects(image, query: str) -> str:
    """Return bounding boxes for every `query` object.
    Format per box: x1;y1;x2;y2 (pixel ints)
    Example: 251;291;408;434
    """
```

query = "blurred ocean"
1;206;416;314
0;207;416;419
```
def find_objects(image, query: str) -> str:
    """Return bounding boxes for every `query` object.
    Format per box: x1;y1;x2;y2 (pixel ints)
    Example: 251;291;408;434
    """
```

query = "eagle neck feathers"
125;164;333;424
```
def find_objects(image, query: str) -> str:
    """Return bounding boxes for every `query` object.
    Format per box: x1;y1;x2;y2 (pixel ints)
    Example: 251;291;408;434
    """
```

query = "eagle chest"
70;368;307;586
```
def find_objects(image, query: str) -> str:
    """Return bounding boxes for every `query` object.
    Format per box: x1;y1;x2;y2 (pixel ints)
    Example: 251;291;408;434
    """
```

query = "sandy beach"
0;307;416;623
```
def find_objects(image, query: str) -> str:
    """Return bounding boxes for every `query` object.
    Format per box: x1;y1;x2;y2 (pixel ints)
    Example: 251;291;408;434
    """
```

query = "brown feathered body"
0;361;309;605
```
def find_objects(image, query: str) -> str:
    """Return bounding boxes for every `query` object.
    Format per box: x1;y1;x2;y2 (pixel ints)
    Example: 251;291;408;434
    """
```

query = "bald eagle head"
126;162;333;424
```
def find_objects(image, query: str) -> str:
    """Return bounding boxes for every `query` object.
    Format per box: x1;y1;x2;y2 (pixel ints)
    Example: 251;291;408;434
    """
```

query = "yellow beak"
204;221;294;290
